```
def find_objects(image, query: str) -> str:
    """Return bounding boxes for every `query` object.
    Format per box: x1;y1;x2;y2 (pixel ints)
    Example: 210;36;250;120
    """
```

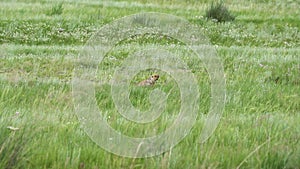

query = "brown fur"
138;74;159;86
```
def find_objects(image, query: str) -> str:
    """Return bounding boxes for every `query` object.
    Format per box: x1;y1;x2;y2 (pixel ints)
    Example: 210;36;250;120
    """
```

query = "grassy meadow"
0;0;300;168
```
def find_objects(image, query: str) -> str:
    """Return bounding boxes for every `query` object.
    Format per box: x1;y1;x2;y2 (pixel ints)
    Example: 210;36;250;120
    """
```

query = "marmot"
138;74;159;86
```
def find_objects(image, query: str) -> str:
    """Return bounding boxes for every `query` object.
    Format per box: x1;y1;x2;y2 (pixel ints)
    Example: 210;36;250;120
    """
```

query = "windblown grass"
0;0;299;168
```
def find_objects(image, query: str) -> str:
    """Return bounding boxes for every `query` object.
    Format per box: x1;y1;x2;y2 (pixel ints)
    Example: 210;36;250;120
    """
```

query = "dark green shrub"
205;1;235;23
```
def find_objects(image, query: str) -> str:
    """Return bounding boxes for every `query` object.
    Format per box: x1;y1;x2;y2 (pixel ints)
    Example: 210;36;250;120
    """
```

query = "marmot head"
152;74;159;81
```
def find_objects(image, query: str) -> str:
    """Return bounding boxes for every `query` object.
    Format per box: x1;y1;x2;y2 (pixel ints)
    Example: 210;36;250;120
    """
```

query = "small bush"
205;1;235;23
47;3;63;16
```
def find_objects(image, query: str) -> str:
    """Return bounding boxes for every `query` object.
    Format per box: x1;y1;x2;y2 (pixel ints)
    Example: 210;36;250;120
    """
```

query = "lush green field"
1;0;299;168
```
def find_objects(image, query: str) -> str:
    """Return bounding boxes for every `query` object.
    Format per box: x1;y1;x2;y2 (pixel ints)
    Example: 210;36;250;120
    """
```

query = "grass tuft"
47;2;64;16
205;1;235;23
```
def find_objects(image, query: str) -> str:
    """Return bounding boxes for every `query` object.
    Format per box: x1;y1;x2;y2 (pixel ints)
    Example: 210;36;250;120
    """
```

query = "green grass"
1;0;300;168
